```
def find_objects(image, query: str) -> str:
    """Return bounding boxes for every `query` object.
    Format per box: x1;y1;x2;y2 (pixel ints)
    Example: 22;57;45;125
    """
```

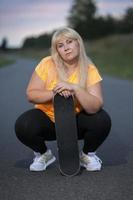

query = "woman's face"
56;38;80;64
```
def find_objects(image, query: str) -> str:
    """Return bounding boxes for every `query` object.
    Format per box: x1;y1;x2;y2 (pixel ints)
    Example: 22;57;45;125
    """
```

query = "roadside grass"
0;34;133;80
16;48;50;60
86;34;133;80
0;53;15;68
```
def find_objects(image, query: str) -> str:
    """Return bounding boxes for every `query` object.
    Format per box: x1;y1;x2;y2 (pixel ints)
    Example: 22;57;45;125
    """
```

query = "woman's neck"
65;57;78;69
65;62;77;69
64;62;78;77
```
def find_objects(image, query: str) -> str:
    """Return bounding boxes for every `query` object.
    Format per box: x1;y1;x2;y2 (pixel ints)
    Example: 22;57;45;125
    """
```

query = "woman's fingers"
54;82;73;93
56;90;72;98
53;82;74;98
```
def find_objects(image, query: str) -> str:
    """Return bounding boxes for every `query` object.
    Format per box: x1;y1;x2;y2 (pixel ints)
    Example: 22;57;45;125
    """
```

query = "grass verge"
0;53;15;68
1;34;133;81
86;34;133;80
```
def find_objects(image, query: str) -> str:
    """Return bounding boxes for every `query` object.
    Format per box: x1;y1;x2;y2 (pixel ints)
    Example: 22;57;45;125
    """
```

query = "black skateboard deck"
54;94;80;177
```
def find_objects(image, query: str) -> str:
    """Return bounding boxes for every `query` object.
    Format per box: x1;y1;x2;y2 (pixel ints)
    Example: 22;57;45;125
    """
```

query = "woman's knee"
15;109;46;141
97;109;112;133
14;109;36;140
15;112;28;141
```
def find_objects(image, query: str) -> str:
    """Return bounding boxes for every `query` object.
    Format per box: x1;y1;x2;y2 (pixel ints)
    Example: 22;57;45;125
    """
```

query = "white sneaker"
30;149;56;171
80;151;102;171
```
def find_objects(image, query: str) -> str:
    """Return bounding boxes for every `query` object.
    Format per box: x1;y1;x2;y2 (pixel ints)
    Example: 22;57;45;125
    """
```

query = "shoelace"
81;154;90;163
81;154;102;164
39;154;49;163
33;154;47;163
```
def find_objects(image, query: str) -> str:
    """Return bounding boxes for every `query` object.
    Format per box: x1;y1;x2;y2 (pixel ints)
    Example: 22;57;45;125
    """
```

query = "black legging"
15;108;111;154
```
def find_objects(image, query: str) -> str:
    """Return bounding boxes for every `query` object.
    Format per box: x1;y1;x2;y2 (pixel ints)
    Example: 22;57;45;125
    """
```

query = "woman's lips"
66;52;72;56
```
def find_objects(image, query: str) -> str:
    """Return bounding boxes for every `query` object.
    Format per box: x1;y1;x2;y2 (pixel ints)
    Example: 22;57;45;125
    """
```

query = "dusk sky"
0;0;133;47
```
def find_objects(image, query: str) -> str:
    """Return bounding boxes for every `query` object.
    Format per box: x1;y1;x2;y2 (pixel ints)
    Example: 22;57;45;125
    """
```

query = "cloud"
0;2;70;33
0;1;70;20
1;0;133;47
97;0;133;16
98;1;133;8
0;0;72;47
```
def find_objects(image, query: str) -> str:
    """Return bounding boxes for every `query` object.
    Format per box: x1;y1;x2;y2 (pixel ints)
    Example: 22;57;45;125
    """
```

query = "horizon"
0;0;133;48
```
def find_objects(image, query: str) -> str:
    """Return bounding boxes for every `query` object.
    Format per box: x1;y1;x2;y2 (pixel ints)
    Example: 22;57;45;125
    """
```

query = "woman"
15;27;111;172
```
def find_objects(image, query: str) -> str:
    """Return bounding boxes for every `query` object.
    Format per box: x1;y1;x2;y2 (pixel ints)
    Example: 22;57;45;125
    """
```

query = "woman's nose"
64;44;69;51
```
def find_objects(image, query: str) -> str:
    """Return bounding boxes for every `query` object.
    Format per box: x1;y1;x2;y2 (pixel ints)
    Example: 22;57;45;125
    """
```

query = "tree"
122;7;133;33
1;38;8;51
67;0;133;40
22;33;52;49
67;0;97;39
97;15;116;37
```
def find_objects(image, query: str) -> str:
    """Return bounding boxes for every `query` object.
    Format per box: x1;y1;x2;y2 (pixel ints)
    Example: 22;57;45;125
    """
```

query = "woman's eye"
57;44;63;48
68;40;72;44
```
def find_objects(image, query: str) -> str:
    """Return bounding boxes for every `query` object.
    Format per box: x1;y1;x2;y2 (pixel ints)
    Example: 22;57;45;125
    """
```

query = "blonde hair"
51;27;92;88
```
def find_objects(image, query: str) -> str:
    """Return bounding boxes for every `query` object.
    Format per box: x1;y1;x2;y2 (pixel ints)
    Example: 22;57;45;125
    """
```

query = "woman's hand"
59;90;72;98
53;82;76;98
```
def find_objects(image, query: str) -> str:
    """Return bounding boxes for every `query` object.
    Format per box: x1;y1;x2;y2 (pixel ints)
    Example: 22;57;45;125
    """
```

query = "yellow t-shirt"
35;56;102;122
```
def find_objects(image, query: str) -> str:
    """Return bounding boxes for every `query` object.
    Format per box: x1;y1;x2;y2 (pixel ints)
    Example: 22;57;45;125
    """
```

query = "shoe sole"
30;156;56;171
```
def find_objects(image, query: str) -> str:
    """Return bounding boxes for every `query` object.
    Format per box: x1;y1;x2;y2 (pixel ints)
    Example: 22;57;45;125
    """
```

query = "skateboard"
54;94;80;177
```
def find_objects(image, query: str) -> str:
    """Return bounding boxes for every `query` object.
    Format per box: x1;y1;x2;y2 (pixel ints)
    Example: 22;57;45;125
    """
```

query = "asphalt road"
0;57;133;200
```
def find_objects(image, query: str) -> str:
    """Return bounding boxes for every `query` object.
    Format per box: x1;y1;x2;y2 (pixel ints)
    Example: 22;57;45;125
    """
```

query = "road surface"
0;57;133;200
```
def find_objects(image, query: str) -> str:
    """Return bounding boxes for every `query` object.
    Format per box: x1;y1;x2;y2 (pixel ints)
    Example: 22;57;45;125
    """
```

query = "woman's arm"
53;81;103;113
26;71;53;104
73;82;103;113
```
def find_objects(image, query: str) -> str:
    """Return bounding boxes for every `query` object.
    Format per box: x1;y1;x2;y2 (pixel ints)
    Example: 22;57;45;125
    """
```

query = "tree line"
2;0;132;50
67;0;133;40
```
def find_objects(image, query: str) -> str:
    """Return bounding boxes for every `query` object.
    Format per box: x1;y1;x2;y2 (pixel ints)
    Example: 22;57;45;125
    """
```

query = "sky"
0;0;133;48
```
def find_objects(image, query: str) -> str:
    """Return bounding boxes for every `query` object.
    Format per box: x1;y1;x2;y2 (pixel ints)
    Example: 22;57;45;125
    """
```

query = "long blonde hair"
51;27;92;88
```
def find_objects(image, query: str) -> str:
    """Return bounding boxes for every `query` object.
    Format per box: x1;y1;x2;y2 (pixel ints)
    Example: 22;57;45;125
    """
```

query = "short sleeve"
35;57;50;81
87;64;102;86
